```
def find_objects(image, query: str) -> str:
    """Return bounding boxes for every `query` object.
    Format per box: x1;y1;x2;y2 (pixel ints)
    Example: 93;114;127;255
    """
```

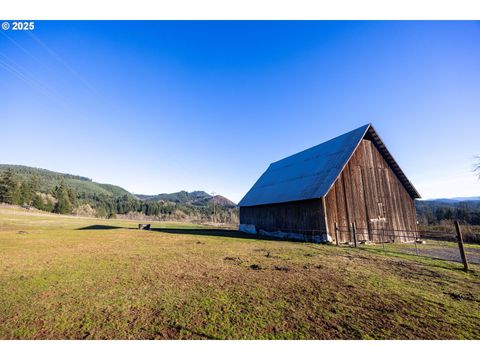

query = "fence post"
352;222;358;248
334;222;339;246
454;220;469;271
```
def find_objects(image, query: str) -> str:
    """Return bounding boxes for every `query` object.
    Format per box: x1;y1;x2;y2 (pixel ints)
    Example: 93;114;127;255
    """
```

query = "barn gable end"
324;139;418;243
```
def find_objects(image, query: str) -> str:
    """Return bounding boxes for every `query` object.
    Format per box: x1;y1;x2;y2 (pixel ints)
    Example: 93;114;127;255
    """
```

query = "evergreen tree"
44;197;55;212
0;168;20;205
54;179;72;214
29;174;40;194
67;187;77;207
108;209;116;219
19;182;33;205
96;207;107;218
32;193;45;210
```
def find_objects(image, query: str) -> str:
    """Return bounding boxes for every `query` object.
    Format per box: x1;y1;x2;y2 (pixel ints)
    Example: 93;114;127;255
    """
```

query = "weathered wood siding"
240;199;326;234
324;139;418;243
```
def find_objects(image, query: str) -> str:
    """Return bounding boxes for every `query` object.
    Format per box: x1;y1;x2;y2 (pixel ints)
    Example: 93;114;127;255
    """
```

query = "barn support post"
334;222;339;246
454;220;469;271
352;222;358;248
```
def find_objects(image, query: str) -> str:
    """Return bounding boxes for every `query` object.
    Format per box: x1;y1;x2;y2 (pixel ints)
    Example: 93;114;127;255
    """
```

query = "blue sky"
1;21;479;202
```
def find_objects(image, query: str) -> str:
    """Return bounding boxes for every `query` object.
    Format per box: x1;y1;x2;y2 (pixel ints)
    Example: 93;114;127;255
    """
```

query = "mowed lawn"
0;208;479;339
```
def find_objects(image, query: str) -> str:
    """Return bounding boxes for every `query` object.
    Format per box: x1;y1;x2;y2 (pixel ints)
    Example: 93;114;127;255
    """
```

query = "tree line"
416;201;480;226
0;168;76;214
0;168;239;223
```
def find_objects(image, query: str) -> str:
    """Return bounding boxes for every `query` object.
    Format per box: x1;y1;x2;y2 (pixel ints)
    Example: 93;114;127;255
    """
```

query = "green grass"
1;207;479;339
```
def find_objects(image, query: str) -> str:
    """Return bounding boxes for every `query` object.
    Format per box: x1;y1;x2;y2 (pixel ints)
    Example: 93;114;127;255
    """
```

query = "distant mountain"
426;196;480;204
136;190;209;203
192;194;237;207
136;190;236;207
0;164;133;198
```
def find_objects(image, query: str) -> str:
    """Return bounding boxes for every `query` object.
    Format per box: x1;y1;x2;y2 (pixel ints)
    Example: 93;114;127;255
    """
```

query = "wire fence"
335;225;420;244
260;221;475;269
331;221;475;268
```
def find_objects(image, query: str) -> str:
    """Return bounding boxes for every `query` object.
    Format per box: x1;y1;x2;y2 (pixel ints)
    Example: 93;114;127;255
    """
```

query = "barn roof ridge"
239;123;420;207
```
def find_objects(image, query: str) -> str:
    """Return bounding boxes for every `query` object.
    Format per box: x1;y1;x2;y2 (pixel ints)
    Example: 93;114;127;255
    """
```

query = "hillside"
0;164;238;223
0;165;237;206
193;195;236;207
136;190;211;203
0;164;133;198
137;191;236;207
416;198;480;226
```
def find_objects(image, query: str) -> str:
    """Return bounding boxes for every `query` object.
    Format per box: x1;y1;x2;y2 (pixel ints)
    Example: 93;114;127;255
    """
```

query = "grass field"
1;207;479;339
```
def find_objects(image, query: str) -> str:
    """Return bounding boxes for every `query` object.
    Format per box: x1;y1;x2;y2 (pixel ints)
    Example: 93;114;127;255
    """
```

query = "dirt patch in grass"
444;291;478;302
249;264;263;270
223;256;242;265
273;266;290;272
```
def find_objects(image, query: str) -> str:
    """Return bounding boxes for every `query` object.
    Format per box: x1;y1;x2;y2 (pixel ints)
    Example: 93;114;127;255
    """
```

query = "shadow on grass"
76;225;128;230
75;224;315;244
150;227;280;241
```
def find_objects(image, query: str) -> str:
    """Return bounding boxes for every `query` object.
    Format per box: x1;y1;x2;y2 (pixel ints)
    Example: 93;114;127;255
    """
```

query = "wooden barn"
238;124;421;244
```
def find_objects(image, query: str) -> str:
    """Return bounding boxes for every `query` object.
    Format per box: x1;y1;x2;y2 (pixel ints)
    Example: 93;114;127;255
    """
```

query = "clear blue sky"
1;21;479;202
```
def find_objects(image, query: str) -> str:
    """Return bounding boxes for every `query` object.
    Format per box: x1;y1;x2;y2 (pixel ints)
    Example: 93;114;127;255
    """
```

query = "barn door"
356;165;392;243
350;165;369;243
375;167;394;242
370;201;387;243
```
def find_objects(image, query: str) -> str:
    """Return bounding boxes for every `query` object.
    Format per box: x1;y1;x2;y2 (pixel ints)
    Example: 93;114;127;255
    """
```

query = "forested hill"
0;164;133;198
0;164;239;223
416;198;480;225
136;191;237;207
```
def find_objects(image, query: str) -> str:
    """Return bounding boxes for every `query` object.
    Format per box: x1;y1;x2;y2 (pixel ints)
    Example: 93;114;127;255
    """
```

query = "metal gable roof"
238;124;420;207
